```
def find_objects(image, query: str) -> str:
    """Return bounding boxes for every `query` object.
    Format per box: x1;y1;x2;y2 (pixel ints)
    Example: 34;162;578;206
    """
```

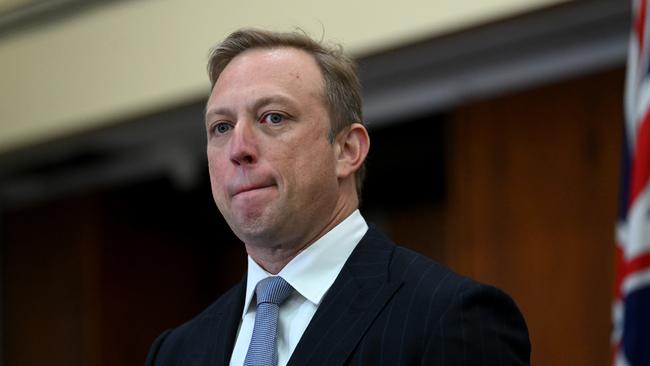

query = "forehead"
211;47;325;102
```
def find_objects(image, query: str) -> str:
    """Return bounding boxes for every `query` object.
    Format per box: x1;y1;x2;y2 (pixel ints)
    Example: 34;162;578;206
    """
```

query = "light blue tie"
244;276;294;366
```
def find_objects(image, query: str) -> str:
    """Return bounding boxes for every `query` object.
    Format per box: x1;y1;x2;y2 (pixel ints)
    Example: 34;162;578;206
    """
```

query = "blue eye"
263;113;284;124
213;122;232;135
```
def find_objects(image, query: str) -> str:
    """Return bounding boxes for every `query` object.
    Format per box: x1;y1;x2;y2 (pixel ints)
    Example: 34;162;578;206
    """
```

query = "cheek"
207;155;219;182
207;153;228;199
294;143;337;187
207;146;227;174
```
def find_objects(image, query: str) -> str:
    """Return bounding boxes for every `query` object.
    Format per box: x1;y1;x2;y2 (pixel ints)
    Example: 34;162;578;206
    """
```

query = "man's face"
205;47;342;249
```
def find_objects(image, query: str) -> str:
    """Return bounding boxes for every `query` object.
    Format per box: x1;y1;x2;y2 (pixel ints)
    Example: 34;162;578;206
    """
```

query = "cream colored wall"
0;0;30;13
0;0;567;154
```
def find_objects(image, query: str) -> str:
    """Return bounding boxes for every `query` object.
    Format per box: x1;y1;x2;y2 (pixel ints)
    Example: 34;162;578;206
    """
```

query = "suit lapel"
214;284;245;365
187;277;246;366
287;228;402;366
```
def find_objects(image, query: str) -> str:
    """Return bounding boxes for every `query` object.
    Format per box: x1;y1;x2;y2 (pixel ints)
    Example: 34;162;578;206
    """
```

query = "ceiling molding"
0;0;116;39
360;0;629;127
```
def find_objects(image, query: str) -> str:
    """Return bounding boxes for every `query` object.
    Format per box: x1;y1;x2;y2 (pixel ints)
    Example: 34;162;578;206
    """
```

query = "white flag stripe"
623;181;650;259
612;299;624;345
635;75;650;123
615;352;632;366
622;268;650;295
617;221;628;250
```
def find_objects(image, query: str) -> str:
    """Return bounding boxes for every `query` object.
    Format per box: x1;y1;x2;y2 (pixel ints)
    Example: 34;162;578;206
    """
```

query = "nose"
229;121;258;165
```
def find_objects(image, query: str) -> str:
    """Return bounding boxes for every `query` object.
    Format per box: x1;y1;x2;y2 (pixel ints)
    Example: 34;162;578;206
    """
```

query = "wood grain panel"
445;68;623;366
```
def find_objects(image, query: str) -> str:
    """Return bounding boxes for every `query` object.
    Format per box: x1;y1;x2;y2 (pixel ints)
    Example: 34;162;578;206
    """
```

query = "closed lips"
232;184;274;197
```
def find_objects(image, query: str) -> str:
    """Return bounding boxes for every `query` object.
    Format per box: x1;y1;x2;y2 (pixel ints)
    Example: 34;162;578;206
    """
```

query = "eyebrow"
205;94;298;122
204;106;233;122
251;95;297;111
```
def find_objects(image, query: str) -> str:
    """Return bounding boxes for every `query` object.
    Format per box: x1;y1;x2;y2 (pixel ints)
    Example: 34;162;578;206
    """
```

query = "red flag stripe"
614;246;650;299
615;246;625;299
635;0;647;51
622;252;650;282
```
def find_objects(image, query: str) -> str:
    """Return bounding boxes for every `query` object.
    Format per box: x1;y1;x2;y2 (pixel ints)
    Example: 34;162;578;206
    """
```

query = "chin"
230;214;278;243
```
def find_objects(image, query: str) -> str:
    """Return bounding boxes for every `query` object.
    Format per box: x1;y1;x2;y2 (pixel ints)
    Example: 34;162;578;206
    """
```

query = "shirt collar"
241;210;368;318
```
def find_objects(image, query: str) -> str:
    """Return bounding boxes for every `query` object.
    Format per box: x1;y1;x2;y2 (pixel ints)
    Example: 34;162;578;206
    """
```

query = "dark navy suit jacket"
146;227;531;365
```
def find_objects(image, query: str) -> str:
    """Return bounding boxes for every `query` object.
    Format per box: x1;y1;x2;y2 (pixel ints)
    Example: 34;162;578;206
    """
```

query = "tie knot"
255;276;293;306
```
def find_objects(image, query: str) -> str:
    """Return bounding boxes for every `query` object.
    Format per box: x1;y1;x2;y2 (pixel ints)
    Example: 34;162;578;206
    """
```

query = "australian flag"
613;1;650;365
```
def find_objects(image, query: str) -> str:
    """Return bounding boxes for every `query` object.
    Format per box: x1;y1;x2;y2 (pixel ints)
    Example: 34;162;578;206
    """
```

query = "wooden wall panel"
1;179;246;366
2;197;102;366
445;68;623;365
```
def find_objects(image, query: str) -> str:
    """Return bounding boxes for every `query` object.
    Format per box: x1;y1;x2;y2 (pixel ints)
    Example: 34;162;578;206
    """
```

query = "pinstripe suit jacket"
146;227;530;365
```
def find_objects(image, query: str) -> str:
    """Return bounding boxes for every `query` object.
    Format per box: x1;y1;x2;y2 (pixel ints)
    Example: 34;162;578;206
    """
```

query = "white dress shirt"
229;210;368;366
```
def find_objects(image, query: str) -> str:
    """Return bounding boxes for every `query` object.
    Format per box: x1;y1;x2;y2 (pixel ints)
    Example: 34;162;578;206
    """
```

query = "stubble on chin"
228;208;280;247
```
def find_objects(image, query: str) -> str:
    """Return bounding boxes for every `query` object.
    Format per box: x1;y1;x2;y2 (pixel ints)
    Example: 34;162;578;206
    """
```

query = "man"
146;28;530;366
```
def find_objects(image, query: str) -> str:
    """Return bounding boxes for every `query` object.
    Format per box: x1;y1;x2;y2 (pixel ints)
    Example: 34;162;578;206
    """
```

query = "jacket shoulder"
145;283;243;365
364;227;470;290
380;233;531;364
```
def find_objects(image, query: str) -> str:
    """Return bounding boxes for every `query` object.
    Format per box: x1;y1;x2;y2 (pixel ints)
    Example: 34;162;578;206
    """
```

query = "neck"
247;247;303;275
246;202;358;274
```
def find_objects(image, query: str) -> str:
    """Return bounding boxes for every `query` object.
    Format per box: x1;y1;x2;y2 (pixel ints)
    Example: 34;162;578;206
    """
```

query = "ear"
335;123;370;179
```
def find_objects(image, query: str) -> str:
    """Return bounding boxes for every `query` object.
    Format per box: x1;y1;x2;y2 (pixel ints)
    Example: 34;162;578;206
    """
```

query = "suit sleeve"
422;281;531;366
145;329;172;366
